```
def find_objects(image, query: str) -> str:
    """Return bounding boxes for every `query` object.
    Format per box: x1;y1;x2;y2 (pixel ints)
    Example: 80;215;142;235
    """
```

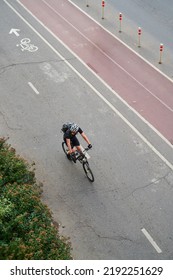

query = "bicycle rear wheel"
83;162;94;182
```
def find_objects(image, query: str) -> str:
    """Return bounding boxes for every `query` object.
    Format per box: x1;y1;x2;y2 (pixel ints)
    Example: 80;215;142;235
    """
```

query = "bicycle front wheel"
29;45;38;52
83;162;94;182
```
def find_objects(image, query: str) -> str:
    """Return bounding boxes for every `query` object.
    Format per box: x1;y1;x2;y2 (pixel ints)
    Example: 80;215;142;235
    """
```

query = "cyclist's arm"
81;132;91;145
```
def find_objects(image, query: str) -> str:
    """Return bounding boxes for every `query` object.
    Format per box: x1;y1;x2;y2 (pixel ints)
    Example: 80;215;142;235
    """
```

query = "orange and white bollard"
119;13;122;32
159;43;163;64
138;27;142;47
102;1;105;19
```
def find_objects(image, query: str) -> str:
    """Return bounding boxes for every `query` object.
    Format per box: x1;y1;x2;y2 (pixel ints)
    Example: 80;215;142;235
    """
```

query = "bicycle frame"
75;148;89;163
62;142;94;182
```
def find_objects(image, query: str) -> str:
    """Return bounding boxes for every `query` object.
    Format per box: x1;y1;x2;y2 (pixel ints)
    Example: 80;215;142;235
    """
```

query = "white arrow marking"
9;28;20;36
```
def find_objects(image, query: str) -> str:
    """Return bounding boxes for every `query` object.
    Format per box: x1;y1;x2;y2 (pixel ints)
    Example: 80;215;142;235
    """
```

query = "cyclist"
61;122;92;162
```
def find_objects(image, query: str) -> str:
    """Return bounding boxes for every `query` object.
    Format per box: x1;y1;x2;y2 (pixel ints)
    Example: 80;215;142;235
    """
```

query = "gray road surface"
1;0;173;259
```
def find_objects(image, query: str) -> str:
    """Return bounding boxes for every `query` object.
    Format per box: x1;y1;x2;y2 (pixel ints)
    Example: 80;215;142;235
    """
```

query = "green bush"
0;138;72;260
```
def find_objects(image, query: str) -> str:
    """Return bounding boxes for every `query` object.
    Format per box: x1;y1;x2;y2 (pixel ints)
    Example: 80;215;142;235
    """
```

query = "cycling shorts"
64;136;80;147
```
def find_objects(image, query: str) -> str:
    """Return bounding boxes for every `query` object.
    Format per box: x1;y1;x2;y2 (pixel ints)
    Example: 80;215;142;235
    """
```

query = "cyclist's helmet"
61;122;72;132
69;123;79;134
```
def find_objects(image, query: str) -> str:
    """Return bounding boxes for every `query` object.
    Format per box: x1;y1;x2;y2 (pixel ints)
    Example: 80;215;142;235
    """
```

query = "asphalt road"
1;0;173;259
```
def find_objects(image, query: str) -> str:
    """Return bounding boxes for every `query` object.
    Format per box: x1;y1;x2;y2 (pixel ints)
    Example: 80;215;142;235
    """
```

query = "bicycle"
16;38;38;52
62;141;94;182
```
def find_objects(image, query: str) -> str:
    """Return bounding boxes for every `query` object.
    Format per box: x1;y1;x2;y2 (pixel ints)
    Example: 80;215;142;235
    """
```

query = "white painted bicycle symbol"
16;38;38;52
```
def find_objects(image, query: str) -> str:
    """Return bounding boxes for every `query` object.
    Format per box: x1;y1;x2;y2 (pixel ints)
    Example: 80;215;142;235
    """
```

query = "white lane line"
42;0;173;113
141;228;162;253
5;0;173;173
28;82;39;94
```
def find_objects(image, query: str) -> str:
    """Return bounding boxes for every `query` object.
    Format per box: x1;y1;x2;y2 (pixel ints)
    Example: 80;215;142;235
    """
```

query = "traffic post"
86;0;89;7
159;43;164;64
138;27;142;47
119;13;122;32
102;1;105;19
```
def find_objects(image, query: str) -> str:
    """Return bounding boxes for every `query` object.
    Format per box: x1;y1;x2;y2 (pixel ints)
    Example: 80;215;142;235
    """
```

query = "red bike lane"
19;0;173;144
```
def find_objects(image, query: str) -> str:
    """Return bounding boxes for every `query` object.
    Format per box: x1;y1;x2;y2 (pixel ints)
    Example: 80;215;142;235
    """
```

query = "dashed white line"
28;82;39;94
141;228;162;253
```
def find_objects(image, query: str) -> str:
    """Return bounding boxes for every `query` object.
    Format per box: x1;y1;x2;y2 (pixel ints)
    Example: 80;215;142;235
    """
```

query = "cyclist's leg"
71;136;81;152
72;136;85;159
70;136;84;162
64;137;74;149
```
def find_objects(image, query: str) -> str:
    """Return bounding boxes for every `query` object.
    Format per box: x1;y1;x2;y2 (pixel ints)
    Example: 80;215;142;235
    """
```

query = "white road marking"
28;82;39;94
4;0;173;175
17;38;38;52
40;62;70;83
9;28;20;36
141;228;162;253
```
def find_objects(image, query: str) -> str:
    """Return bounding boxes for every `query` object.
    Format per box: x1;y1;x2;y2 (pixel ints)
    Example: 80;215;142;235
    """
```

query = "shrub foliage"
0;138;72;260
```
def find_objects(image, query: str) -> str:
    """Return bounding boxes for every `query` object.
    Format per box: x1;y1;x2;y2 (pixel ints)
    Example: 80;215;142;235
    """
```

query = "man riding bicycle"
61;122;92;162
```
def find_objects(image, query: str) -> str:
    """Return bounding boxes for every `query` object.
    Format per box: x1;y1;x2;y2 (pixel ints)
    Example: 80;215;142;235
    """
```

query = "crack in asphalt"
0;57;76;75
164;172;173;188
57;202;134;244
0;111;22;131
79;223;134;243
97;234;133;242
124;171;173;200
